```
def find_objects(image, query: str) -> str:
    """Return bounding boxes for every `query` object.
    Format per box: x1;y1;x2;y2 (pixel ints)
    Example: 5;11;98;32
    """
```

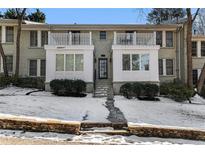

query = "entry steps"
80;122;129;135
94;80;112;97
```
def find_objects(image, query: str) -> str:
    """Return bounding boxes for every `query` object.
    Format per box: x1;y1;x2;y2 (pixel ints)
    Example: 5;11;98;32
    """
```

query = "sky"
40;8;151;24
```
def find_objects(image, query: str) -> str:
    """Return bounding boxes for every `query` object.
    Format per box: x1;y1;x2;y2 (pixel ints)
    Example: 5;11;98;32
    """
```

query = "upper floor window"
100;31;106;40
6;26;14;43
30;31;38;47
156;31;162;47
201;41;205;56
166;31;173;47
41;31;48;47
192;41;197;56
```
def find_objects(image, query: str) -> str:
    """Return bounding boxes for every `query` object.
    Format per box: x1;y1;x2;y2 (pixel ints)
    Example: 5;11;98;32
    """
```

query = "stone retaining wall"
128;124;205;141
0;114;80;134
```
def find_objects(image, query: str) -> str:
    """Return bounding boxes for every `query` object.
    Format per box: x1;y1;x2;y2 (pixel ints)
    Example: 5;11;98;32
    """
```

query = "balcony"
113;32;156;46
48;32;92;46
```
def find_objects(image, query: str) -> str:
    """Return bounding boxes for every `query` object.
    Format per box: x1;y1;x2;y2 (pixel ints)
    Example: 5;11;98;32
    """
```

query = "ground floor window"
159;59;174;76
192;69;198;85
29;59;46;77
56;54;84;72
5;55;13;73
122;53;150;71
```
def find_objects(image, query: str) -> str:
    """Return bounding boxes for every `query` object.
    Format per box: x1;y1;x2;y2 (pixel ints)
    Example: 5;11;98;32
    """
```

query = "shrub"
119;83;133;99
13;77;45;89
200;85;205;99
143;83;159;99
160;82;194;102
132;82;144;97
0;76;13;87
50;79;86;97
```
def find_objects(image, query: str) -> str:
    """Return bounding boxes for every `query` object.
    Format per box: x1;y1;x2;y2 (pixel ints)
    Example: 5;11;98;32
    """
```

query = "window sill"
1;42;14;45
28;47;44;49
159;75;175;77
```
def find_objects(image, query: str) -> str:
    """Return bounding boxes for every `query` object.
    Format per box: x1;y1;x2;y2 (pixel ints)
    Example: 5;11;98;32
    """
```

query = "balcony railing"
114;32;156;45
49;32;92;45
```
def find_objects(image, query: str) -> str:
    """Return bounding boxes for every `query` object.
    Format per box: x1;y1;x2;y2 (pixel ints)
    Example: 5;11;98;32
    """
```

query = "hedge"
50;79;86;97
120;82;159;100
160;82;194;102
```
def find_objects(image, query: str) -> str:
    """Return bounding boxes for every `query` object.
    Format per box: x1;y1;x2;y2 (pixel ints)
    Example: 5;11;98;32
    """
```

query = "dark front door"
98;58;108;79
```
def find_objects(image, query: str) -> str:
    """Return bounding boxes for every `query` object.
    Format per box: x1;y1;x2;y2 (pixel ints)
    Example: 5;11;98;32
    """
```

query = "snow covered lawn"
115;96;205;129
0;86;109;122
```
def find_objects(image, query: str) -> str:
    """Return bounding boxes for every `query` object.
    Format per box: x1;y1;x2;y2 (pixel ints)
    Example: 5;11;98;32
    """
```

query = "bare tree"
186;8;200;88
15;8;27;77
0;44;8;77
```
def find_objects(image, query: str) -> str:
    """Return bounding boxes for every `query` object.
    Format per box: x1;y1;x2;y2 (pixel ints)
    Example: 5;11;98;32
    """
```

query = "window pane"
159;59;163;75
166;31;173;47
29;60;37;76
100;31;106;40
201;41;205;56
5;55;13;72
156;31;162;47
132;54;140;70
30;31;38;47
122;54;130;70
40;60;46;76
166;59;173;75
41;31;48;47
6;26;14;42
141;54;149;71
192;41;197;56
75;54;84;71
192;69;198;85
56;54;64;71
66;54;74;71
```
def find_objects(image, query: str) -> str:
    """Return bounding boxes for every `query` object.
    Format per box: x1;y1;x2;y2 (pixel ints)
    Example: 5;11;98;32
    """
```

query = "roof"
0;18;182;31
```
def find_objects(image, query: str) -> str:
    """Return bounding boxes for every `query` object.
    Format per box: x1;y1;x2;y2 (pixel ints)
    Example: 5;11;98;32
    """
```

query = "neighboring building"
0;19;203;94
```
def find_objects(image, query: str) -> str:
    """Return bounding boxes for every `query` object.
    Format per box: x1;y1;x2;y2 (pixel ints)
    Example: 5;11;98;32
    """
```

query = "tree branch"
192;8;200;22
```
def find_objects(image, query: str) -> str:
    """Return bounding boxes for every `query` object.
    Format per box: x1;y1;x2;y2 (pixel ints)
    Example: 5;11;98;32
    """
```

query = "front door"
98;58;108;79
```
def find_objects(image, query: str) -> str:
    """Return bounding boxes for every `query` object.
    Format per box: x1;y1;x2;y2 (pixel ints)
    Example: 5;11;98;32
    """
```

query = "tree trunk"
15;18;22;77
186;8;193;88
197;63;205;93
15;8;26;77
0;44;9;77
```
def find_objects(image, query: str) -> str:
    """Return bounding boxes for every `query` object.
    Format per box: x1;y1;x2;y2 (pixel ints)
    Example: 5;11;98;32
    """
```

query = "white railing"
114;32;156;45
49;32;91;45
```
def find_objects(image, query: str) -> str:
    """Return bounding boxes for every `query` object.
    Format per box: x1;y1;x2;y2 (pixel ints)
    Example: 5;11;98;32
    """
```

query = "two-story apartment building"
0;19;203;94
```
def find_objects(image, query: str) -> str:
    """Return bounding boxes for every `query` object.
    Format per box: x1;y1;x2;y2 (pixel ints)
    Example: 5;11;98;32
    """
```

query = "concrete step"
79;130;130;136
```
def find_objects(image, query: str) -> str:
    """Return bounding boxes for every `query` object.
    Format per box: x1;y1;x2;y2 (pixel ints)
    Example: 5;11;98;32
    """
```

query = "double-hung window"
5;55;13;73
30;31;38;47
201;41;205;56
159;59;174;76
41;31;48;47
192;41;197;56
6;26;14;43
29;59;46;76
29;60;37;76
166;31;173;47
156;31;162;47
100;31;106;40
